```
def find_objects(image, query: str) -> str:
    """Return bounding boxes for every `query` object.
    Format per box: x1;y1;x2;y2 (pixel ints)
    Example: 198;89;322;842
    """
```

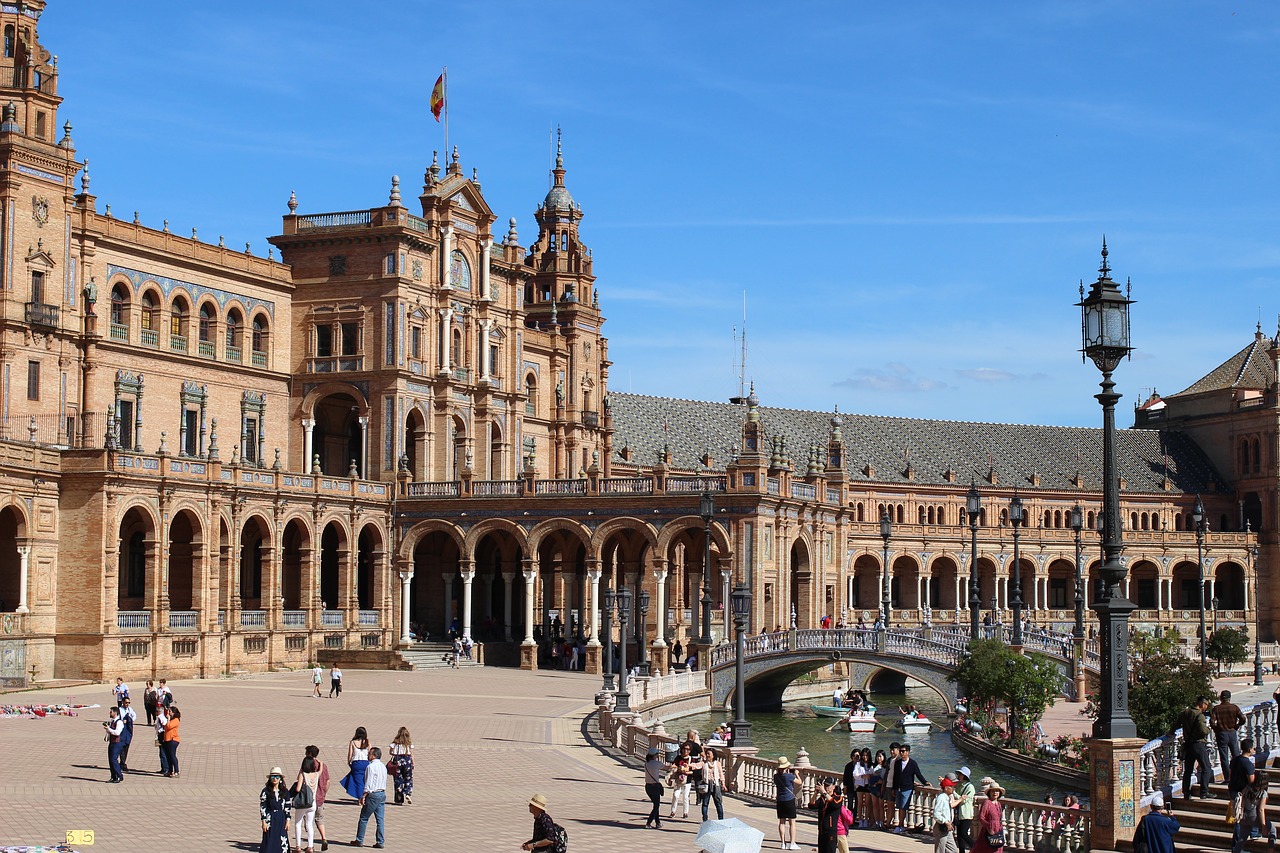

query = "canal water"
672;686;1085;804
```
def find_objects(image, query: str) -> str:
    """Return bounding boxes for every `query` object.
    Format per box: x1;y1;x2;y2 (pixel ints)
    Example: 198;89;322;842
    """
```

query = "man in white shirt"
354;747;387;848
117;697;138;772
934;775;958;853
104;707;125;782
112;677;130;708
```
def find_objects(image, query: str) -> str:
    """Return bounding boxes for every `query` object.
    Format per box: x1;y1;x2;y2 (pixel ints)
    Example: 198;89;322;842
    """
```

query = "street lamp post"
1070;504;1085;640
880;510;893;630
700;492;715;648
1252;542;1264;686
638;589;651;677
1193;494;1207;668
1010;491;1025;646
968;483;982;640
1077;241;1137;739
601;585;616;691
615;586;632;713
730;583;753;747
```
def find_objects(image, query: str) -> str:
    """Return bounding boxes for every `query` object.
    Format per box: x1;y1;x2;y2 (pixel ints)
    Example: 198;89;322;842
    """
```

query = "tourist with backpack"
291;756;319;853
522;792;567;852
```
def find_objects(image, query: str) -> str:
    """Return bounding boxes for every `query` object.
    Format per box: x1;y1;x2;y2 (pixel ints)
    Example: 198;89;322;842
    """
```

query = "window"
171;297;188;338
35;111;44;140
488;344;498;376
26;361;38;401
241;391;266;467
525;375;537;415
411;326;422;359
225;309;242;349
140;291;158;332
117;399;135;451
243;416;259;464
183;409;198;456
316;325;333;357
341;322;358;356
251;316;267;353
110;285;129;326
30;270;43;304
4;26;12;58
198;304;213;341
126;531;145;598
1049;578;1068;608
448;250;471;290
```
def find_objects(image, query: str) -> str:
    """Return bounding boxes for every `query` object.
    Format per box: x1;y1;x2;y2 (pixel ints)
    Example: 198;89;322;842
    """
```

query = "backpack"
550;823;568;853
292;780;314;810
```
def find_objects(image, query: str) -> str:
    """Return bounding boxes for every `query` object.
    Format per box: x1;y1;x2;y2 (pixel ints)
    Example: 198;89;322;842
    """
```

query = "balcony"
140;328;159;347
240;610;266;628
198;340;215;357
168;610;198;630
24;301;58;328
117;610;151;631
321;610;345;627
309;356;364;373
226;344;242;363
283;610;307;628
110;322;129;341
358;610;379;627
581;410;599;428
251;351;267;367
170;334;187;352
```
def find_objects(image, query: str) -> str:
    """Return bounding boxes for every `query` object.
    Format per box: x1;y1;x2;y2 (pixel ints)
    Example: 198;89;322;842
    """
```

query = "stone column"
399;571;412;646
502;570;515;641
14;544;29;613
302;418;314;472
480;237;492;298
442;572;454;635
586;564;602;645
651;559;670;674
1086;737;1146;850
358;415;369;478
460;562;476;640
520;559;538;670
690;568;702;640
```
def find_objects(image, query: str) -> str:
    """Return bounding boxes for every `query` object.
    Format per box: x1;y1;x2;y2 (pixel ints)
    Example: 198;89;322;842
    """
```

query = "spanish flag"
430;72;446;122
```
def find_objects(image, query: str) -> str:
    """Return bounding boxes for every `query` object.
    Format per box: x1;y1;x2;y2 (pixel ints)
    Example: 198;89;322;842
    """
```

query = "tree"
1206;627;1250;674
1091;652;1212;741
1131;627;1182;663
950;639;1064;751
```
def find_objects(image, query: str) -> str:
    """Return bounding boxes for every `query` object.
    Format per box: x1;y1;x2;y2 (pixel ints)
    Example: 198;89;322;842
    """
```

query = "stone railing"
624;669;709;705
296;210;373;230
600;476;655;495
240;610;266;628
1138;700;1279;801
407;481;460;498
282;610;307;627
358;610;380;626
667;475;728;493
472;479;521;497
534;478;587;495
117;610;150;631
321;610;345;627
167;610;198;630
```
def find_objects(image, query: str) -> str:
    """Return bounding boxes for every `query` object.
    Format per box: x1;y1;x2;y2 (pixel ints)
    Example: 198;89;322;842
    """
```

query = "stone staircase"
1131;778;1274;853
394;642;482;671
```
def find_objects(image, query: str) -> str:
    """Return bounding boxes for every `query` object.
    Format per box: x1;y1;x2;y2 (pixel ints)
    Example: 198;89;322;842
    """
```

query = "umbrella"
693;818;765;853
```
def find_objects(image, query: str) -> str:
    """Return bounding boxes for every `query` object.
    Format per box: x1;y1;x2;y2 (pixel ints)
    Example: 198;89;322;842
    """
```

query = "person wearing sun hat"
954;767;976;853
522;793;557;851
775;756;799;850
971;778;1006;853
258;766;292;853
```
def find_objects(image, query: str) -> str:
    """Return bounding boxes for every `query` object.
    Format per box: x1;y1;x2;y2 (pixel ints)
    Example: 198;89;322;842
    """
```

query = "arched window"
959;507;968;526
110;285;129;335
896;505;904;524
979;508;988;526
856;503;865;522
225;308;242;352
4;26;12;59
198;303;214;341
1087;511;1096;530
999;508;1009;526
140;290;158;336
1174;513;1183;531
1044;510;1053;528
918;507;926;525
252;315;268;351
524;374;538;416
1252;438;1261;473
1152;514;1161;531
170;296;189;343
1054;510;1062;528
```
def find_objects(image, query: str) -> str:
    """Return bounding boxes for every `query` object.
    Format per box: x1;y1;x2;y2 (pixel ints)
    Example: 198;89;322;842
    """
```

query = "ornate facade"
0;3;1265;684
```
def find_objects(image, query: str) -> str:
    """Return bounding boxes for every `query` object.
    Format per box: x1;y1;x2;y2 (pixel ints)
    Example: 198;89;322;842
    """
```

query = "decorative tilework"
1117;759;1135;828
13;162;63;185
107;263;275;319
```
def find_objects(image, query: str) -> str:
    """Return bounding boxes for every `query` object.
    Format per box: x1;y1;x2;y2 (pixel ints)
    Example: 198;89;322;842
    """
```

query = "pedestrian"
352;746;387;848
388;726;414;805
112;676;130;708
643;748;666;829
882;743;901;828
701;746;725;822
833;685;845;709
934;775;959;853
1177;696;1213;800
971;779;1005;853
954;766;976;853
775;756;799;850
452;636;463;669
668;741;693;819
329;664;343;698
521;792;558;851
291;755;320;853
304;745;331;852
809;778;839;853
673;640;684;664
892;743;929;832
312;663;323;698
868;749;888;830
1232;771;1273;853
832;784;855;853
157;678;173;708
259;766;292;853
117;696;136;772
1228;737;1258;818
341;726;371;801
142;679;158;726
1135;793;1179;853
852;748;873;828
162;705;181;777
103;706;124;783
1212;690;1247;775
154;702;171;776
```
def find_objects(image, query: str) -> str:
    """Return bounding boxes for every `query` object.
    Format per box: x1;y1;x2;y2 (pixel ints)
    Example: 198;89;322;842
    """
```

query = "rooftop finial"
1099;236;1110;279
451;145;459;165
389;174;401;206
556;125;563;169
505;216;519;246
80;158;90;194
430;149;440;176
287;190;298;213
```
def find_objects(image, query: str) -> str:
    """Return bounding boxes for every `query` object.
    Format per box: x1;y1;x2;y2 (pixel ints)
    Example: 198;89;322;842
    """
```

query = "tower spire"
1099;236;1111;280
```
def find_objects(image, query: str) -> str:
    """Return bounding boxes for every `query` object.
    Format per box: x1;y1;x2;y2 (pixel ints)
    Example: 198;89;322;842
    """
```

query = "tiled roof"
607;392;1222;495
1170;333;1276;398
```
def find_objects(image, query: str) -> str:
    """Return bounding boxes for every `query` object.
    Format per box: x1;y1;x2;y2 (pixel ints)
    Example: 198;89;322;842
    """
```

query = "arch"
167;509;202;612
654;515;733;556
528;518;594;557
398;518;466;561
403;405;427;481
1214;561;1246;611
251;311;270;357
169;293;190;344
1128;559;1160;610
588;517;658;557
281;517;310;610
356;524;383;610
790;538;813;628
890;552;921;609
1170;560;1201;611
110;282;131;331
225;306;244;356
197;300;217;345
1239;438;1250;474
139;287;161;335
239;514;271;608
0;506;23;612
926;554;959;610
1045;558;1078;611
320;520;349;611
311;389;369;476
412;528;462;634
117;505;157;610
524;372;539;417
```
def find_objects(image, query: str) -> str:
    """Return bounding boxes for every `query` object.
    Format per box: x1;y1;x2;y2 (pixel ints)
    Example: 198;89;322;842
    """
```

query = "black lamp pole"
700;491;715;647
1070;504;1085;640
1252;542;1264;686
1193;494;1207;668
615;587;632;712
601;585;616;691
1078;241;1137;739
968;483;981;641
1010;491;1025;646
638;589;651;677
880;510;893;630
730;583;753;747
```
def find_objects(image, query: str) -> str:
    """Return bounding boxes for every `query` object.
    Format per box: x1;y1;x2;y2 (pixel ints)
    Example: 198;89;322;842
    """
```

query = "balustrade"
1139;700;1279;801
600;476;654;495
117;610;150;631
533;479;587;495
472;479;521;497
321;609;345;627
283;610;307;627
167;610;198;630
240;610;266;627
358;610;379;626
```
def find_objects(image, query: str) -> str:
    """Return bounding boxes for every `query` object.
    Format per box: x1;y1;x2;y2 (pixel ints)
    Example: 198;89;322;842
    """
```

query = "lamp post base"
1086;737;1146;852
729;719;753;750
519;643;538;671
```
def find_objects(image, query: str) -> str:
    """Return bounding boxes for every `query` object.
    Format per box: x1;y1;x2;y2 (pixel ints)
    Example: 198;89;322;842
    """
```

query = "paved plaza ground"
0;666;933;853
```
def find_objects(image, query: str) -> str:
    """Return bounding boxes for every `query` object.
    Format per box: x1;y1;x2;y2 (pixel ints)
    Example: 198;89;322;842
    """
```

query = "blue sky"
45;3;1280;427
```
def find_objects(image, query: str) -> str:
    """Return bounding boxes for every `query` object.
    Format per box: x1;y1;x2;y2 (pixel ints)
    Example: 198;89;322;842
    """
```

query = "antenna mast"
730;292;749;404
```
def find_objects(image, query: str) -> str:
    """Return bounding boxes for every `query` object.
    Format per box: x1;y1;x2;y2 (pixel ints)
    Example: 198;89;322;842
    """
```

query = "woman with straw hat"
971;778;1006;853
775;756;799;850
258;766;292;853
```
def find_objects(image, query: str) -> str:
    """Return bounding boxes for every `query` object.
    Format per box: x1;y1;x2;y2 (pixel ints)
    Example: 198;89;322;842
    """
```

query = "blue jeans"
700;781;724;821
356;791;385;846
1216;730;1241;776
107;741;123;780
163;740;179;774
158;738;171;775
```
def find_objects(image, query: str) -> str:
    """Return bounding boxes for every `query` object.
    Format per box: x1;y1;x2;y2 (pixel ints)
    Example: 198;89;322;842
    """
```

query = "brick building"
0;2;1265;684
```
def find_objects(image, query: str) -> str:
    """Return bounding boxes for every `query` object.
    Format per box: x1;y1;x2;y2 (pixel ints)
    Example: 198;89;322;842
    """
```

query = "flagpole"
443;66;449;165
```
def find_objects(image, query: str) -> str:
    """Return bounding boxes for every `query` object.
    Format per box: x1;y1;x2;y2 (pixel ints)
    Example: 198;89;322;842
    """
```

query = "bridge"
707;626;1102;711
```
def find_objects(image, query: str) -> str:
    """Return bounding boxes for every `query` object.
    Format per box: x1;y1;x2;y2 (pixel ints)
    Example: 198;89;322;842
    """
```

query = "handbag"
292;781;314;810
986;831;1005;848
387;758;399;777
696;781;710;795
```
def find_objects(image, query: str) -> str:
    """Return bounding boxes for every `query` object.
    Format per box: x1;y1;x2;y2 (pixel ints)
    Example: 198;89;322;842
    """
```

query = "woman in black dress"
259;766;292;853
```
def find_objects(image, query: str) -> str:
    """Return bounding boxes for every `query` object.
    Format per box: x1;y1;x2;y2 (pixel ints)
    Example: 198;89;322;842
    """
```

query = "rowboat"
831;712;878;733
897;715;933;735
810;704;848;717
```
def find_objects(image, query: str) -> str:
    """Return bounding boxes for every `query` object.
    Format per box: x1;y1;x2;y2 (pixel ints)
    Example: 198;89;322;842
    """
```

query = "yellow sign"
66;830;95;845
